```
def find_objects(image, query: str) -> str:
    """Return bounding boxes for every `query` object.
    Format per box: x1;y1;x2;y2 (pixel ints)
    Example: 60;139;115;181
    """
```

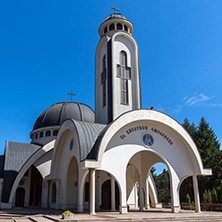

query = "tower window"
104;26;107;34
40;132;44;138
117;51;131;105
109;23;115;31
124;25;128;32
101;55;107;107
117;23;122;30
35;133;38;139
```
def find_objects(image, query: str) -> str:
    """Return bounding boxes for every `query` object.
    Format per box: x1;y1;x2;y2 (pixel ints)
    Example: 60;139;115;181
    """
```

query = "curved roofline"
35;101;95;120
32;101;95;131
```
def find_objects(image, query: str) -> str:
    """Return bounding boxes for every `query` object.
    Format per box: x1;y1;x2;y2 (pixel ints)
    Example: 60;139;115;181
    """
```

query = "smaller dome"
103;13;127;22
33;101;95;131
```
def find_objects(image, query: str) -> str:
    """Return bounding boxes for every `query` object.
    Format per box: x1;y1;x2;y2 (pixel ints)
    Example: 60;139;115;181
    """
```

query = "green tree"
185;193;191;204
180;117;222;203
152;168;171;203
154;117;222;204
212;188;218;203
180;118;197;203
195;117;222;201
203;189;212;203
182;118;197;139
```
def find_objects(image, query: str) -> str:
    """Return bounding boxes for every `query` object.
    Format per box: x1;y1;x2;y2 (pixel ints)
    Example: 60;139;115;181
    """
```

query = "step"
29;216;57;222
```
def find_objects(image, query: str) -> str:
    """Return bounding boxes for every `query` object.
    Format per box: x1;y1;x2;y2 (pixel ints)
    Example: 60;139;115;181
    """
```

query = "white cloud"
173;105;183;114
209;104;222;108
183;93;214;106
156;93;221;115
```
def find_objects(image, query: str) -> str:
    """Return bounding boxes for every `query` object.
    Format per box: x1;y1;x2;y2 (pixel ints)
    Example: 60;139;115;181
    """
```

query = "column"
193;175;201;213
111;177;116;211
89;169;96;215
145;177;150;209
139;175;144;211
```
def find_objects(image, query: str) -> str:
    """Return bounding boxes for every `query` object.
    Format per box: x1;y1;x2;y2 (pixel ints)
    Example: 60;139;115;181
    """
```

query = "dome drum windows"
32;129;59;142
46;131;51;137
53;130;58;136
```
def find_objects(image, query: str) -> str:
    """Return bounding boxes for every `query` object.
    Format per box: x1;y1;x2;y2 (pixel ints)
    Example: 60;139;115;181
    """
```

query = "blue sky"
0;0;221;175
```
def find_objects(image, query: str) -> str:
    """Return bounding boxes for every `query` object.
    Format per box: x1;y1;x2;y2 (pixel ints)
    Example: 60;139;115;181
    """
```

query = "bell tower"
95;6;141;124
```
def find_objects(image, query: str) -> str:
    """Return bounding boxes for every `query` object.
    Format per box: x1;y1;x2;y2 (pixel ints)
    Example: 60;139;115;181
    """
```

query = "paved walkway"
0;208;222;222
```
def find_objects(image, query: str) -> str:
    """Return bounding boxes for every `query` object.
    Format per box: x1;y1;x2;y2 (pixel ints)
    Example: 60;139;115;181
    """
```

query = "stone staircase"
10;214;222;222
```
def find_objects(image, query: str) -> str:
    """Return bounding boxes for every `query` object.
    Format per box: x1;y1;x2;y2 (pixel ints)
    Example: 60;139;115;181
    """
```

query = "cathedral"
0;7;211;214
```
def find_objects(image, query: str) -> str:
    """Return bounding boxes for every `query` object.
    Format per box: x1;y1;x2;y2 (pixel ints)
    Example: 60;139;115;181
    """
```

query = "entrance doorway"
29;165;43;206
15;187;25;207
102;179;119;210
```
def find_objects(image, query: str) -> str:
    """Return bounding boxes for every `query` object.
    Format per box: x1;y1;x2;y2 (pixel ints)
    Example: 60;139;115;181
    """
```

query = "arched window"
40;132;44;138
124;25;128;32
35;133;38;139
101;55;107;107
70;139;74;151
117;23;122;30
85;182;89;202
117;51;131;105
46;131;51;137
109;23;115;31
104;26;108;34
53;130;58;136
52;182;56;203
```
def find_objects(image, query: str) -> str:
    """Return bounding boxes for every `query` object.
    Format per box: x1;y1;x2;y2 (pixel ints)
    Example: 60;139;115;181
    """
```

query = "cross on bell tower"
111;4;120;13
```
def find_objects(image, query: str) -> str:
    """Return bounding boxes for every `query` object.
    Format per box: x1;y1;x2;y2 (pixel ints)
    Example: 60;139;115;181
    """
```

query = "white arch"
50;119;81;179
83;109;211;178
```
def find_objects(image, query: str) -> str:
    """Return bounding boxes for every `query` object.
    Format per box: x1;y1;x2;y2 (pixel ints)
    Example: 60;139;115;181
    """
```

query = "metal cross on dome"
111;4;120;13
67;90;76;101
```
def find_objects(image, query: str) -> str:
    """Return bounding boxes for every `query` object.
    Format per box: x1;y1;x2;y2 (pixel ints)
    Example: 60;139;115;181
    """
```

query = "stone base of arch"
119;206;128;214
172;205;180;213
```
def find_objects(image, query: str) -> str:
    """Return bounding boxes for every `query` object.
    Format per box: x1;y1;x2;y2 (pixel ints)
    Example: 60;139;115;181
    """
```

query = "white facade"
0;11;212;215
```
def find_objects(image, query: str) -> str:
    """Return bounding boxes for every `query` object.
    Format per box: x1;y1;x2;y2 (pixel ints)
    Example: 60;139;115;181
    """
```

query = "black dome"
33;102;95;131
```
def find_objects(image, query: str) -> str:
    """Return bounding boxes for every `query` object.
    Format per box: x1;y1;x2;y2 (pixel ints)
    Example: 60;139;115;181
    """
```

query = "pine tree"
180;117;222;203
180;118;197;203
155;117;222;204
195;117;222;201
